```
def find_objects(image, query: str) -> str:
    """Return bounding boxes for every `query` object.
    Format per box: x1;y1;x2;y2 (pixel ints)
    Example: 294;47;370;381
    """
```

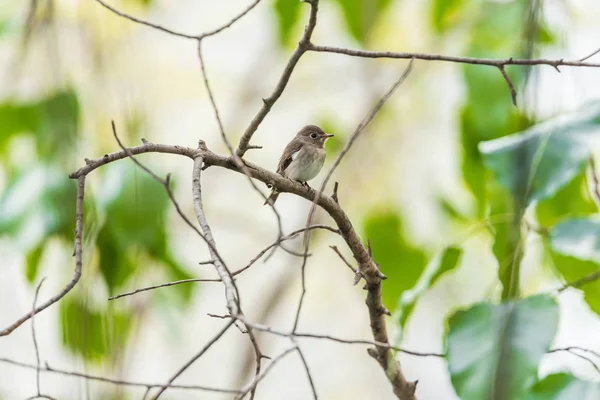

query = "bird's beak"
324;133;334;138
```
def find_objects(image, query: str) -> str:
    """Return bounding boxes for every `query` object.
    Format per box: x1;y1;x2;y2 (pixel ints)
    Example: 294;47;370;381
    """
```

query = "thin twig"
557;270;600;293
294;341;318;399
31;278;47;398
308;44;600;68
235;347;298;400
108;278;221;300
549;347;600;375
292;60;414;339
94;0;196;39
329;245;357;273
580;46;600;62
151;321;235;399
108;225;340;301
0;358;241;393
498;65;518;106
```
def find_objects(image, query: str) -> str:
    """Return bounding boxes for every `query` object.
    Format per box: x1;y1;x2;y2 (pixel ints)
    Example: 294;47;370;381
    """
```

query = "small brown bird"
264;125;334;205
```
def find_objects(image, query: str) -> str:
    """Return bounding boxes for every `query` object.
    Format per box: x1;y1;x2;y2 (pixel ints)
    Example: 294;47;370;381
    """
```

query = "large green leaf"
335;0;392;44
479;102;600;207
548;218;600;314
395;246;462;341
363;209;428;312
535;173;597;229
447;295;559;400
524;373;600;400
273;0;302;47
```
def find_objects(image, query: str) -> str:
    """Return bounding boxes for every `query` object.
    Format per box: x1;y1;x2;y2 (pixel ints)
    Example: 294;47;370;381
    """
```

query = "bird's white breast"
284;147;326;182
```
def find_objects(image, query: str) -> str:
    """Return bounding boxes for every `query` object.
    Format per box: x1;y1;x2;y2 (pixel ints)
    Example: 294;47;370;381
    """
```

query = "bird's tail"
264;189;279;206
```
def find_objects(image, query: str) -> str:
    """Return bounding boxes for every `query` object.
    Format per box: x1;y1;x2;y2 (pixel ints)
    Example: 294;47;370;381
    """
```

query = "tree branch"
235;0;320;157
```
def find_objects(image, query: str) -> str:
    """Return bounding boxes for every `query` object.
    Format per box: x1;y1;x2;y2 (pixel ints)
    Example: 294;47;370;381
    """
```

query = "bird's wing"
276;140;303;175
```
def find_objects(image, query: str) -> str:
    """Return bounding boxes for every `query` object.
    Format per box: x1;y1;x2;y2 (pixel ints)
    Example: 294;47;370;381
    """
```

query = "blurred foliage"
447;295;558;400
548;218;600;314
60;297;133;363
96;163;193;301
394;246;461;341
535;173;597;229
524;374;600;399
0;89;79;162
274;0;302;47
363;209;428;311
1;0;600;397
334;0;392;44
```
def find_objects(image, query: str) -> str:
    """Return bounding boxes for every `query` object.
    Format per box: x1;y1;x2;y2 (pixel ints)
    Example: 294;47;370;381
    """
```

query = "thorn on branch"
84;158;92;165
246;145;263;150
498;65;518;107
332;181;339;203
199;260;215;265
141;138;150;145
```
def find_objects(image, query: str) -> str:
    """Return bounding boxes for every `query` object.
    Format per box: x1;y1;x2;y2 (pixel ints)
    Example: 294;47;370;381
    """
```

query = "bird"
264;125;334;206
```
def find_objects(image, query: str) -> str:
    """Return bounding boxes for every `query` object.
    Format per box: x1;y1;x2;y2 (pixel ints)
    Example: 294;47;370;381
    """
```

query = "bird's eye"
310;133;318;139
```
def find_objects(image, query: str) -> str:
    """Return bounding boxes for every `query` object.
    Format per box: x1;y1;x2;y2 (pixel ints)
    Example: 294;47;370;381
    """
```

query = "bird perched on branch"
264;125;334;206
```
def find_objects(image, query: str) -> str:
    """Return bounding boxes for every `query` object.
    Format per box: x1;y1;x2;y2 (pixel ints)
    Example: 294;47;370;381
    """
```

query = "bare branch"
151;321;235;399
30;278;47;399
0;176;85;337
0;357;240;394
108;278;221;301
580;46;600;62
498;65;518;106
94;0;263;40
549;347;600;376
192;155;240;314
108;225;339;301
308;44;600;69
236;0;320;157
235;346;298;400
94;0;197;39
294;341;318;399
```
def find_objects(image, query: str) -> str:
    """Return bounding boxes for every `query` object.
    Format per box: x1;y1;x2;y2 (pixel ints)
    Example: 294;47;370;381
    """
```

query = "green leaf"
0;166;76;249
274;0;302;47
335;0;392;44
396;247;462;337
60;297;133;362
95;163;193;302
535;173;597;228
0;89;80;160
524;373;600;400
447;295;559;400
363;209;428;312
479;102;600;207
548;218;600;314
549;218;600;264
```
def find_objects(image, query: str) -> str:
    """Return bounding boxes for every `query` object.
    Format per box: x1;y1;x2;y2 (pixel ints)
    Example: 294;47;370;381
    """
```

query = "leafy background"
1;0;600;399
